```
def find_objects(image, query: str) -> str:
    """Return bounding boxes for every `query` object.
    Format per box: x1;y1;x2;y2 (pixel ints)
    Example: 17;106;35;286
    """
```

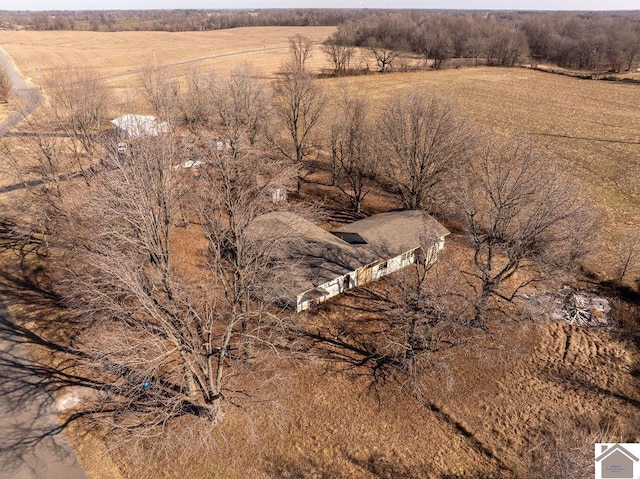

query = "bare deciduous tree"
614;229;640;287
271;61;326;190
368;39;399;73
321;41;354;75
330;93;376;214
43;68;110;170
1;69;111;253
211;65;269;152
378;92;471;212
453;136;596;326
378;249;468;381
177;69;214;132
0;130;298;455
142;67;181;122
289;34;313;72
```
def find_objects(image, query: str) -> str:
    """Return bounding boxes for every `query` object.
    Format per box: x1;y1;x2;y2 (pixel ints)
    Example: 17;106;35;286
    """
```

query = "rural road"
0;300;88;479
0;46;44;137
0;48;86;478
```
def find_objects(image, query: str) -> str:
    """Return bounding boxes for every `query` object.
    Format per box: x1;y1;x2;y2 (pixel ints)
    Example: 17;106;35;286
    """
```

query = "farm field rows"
0;27;335;83
0;28;638;479
3;29;638;278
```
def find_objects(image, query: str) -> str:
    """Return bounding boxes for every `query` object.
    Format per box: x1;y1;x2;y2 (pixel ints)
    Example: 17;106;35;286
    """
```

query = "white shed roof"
111;114;170;138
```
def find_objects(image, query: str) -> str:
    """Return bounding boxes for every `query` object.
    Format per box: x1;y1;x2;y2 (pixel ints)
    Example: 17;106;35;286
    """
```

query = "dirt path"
0;46;44;137
97;44;291;83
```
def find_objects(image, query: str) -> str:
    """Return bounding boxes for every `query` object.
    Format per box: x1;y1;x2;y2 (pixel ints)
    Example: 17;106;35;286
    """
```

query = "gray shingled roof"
332;210;450;258
248;211;376;288
249;210;449;293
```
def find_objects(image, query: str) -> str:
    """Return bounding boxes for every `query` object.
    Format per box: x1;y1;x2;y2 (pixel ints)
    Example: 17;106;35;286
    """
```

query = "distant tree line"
0;9;361;32
325;11;640;72
2;10;638;72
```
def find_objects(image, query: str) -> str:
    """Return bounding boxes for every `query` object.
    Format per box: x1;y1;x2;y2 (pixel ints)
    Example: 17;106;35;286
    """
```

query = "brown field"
0;27;335;83
2;30;638;277
1;28;639;479
320;67;640;280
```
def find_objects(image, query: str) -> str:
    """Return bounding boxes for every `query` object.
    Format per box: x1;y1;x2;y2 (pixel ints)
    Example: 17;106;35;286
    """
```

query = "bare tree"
321;40;355;75
614;230;640;287
271;60;326;190
453;136;596;326
377;247;469;381
177;69;214;132
210;65;269;152
0;63;10;103
485;27;530;67
43;68;111;170
142;67;180;122
1;69;111;254
606;24;640;73
330;93;376;214
289;34;313;72
0;130;298;455
417;19;454;70
368;39;399;73
378;92;471;212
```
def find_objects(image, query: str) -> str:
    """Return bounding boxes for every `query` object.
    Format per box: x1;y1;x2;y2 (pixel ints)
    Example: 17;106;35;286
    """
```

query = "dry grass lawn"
1;29;639;479
104;258;639;478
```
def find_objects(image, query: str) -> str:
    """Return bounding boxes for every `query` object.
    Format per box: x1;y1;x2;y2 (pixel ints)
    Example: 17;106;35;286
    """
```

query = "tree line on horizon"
1;9;639;72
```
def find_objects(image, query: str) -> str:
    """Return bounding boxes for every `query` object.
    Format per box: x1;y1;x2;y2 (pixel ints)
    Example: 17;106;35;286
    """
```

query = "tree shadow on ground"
0;258;100;474
266;447;503;479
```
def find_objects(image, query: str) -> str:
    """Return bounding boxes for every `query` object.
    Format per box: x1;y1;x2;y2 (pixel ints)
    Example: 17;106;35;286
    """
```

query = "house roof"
249;210;449;293
248;211;375;289
111;114;170;138
595;444;639;462
332;210;450;258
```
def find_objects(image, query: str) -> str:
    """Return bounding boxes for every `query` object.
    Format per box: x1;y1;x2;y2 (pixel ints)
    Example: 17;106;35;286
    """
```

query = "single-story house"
111;114;171;139
250;210;449;312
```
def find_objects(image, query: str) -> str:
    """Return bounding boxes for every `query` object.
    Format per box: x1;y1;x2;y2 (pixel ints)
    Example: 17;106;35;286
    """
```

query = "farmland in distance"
0;27;638;479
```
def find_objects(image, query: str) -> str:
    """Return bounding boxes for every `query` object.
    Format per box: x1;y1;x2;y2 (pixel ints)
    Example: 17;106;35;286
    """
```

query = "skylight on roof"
332;232;367;245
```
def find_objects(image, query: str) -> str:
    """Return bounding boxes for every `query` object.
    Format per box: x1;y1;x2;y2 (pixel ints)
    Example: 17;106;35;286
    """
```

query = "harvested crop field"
0;27;334;83
0;28;638;479
2;31;638;249
322;68;640;279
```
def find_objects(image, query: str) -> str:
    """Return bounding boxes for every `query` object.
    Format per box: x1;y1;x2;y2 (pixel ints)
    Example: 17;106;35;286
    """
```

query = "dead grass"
320;68;640;281
102;263;639;479
0;212;637;479
0;102;11;123
1;29;639;478
0;27;334;87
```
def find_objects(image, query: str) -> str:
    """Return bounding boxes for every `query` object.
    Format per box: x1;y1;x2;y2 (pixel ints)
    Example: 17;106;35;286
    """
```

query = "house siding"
295;248;426;312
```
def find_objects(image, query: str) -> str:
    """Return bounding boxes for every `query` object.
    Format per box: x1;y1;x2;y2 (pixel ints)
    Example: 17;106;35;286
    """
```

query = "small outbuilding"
111;114;170;139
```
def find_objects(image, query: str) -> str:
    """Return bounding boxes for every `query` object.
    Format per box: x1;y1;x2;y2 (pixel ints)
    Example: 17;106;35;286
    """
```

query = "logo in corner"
595;443;640;479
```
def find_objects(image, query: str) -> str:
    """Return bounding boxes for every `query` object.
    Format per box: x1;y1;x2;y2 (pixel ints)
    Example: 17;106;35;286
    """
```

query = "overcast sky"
1;0;639;12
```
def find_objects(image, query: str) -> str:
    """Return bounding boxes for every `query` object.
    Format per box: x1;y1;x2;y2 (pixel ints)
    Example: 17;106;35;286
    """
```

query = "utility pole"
35;67;42;92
